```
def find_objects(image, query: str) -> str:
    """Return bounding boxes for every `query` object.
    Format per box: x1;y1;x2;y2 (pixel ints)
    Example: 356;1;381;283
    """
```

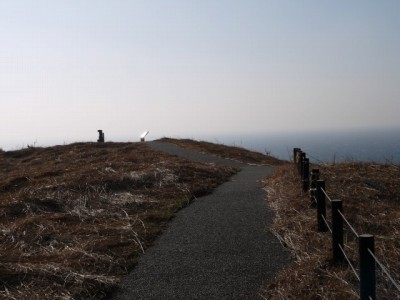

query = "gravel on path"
111;141;290;300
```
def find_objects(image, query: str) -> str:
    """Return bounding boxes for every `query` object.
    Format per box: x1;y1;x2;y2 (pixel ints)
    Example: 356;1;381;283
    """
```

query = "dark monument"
97;130;105;143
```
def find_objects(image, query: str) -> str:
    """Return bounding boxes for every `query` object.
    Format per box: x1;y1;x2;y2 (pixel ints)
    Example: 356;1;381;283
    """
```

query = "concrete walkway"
111;141;289;300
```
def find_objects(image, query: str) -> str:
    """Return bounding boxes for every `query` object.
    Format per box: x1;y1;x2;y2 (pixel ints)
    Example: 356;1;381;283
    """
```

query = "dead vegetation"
159;137;284;165
0;142;237;299
262;162;400;299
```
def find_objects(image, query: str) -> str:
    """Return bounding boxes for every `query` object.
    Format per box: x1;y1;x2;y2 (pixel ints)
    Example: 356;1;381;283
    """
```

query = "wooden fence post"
299;152;305;176
316;180;327;232
332;200;344;263
302;158;310;192
359;234;376;300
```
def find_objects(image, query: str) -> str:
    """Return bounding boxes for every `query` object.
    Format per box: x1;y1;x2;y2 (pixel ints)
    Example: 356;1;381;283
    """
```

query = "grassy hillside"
0;141;244;299
262;162;400;299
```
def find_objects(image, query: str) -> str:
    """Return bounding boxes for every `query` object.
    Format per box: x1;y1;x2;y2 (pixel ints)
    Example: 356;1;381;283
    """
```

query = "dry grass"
0;142;237;299
159;137;285;165
262;162;400;299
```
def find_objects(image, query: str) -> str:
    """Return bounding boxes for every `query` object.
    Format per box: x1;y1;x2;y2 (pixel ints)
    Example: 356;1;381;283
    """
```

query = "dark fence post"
316;180;327;232
310;169;320;206
359;234;376;300
298;152;304;176
302;158;310;192
332;200;344;263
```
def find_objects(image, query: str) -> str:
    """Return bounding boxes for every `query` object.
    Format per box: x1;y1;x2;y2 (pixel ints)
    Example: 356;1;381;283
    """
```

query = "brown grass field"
2;138;399;299
0;141;241;299
262;162;400;299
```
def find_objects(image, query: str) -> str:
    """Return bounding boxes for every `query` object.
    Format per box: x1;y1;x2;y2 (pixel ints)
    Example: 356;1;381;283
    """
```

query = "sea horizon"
206;127;400;164
2;127;400;164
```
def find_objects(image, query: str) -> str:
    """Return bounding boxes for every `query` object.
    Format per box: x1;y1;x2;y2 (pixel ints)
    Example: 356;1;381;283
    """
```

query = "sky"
1;1;400;149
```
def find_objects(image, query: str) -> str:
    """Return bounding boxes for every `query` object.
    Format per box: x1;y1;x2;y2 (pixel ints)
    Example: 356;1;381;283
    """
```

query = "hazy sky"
1;1;400;148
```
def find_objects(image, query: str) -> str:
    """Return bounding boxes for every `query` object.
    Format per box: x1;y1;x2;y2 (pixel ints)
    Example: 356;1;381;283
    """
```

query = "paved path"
111;141;289;300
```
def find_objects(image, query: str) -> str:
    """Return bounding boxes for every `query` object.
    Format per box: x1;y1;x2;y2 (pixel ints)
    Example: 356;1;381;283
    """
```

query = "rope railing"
368;249;400;292
338;209;359;238
320;187;333;203
303;152;326;164
293;148;399;300
339;244;360;281
320;214;332;233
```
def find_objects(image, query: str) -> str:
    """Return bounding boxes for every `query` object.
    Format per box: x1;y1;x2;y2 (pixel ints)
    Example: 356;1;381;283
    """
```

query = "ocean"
199;127;400;164
2;127;400;164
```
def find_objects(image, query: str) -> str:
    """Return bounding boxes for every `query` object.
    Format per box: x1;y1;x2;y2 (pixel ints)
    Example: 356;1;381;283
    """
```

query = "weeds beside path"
262;163;400;299
111;141;290;300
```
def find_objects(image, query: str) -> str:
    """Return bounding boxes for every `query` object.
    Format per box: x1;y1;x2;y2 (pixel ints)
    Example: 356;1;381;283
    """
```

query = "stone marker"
97;130;105;143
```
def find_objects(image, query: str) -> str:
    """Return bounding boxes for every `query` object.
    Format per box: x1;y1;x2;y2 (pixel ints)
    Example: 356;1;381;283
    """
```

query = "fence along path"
294;148;400;300
111;141;290;300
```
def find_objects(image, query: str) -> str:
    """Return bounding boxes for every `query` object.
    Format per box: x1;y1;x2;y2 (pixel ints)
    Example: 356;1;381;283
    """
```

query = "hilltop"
0;139;279;299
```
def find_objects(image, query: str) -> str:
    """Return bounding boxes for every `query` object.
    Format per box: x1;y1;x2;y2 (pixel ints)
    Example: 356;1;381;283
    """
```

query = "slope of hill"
0;141;241;299
262;162;400;299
